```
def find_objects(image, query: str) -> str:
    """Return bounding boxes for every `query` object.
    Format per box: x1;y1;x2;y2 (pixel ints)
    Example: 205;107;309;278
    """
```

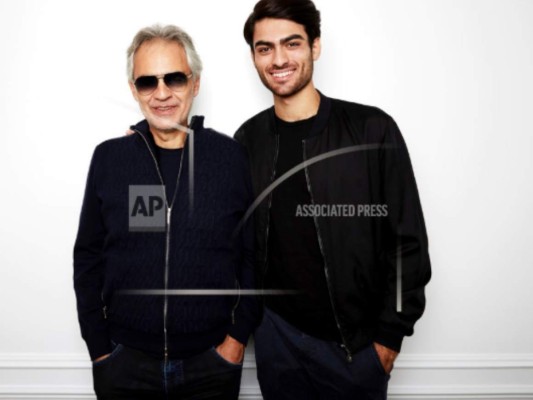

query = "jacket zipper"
262;134;280;279
164;207;171;363
302;140;353;362
134;129;187;365
101;292;107;319
231;279;240;324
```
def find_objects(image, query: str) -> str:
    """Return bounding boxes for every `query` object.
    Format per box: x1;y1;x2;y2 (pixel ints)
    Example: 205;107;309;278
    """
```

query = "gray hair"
127;24;203;81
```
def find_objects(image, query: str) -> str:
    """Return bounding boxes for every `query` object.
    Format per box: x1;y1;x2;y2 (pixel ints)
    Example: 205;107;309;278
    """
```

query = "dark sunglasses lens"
165;72;189;90
134;76;158;94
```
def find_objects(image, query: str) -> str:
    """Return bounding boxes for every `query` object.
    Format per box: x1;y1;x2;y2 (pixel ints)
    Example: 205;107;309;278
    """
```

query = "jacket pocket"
209;346;243;367
92;343;124;367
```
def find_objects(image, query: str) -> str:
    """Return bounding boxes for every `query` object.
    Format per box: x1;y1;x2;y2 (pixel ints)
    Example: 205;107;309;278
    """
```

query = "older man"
74;24;258;400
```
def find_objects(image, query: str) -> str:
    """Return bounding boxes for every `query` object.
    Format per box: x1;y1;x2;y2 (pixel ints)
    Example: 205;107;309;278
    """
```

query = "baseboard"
0;387;532;400
0;353;532;399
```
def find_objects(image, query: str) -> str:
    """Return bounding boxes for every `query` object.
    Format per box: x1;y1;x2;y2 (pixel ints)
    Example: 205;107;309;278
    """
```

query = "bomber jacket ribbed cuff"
375;326;404;353
86;333;112;361
227;319;255;346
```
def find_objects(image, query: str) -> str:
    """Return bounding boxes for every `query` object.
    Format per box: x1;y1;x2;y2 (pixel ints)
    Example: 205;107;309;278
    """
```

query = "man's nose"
153;78;172;100
273;47;289;68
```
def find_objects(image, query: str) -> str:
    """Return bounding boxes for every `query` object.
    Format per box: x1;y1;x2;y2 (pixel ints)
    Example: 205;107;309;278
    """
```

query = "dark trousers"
92;343;242;400
254;308;389;400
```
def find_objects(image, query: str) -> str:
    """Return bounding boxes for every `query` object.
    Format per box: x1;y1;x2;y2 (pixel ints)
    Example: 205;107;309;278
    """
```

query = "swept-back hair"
127;24;203;81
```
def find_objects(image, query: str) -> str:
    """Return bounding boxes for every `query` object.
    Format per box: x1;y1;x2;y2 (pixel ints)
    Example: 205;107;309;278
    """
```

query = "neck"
273;82;320;122
150;128;187;149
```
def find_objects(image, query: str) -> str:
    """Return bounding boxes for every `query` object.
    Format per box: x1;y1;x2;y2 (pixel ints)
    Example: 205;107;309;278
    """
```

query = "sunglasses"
133;71;193;95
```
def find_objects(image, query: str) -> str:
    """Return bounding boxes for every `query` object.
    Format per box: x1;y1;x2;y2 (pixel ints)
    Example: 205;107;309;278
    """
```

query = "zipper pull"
340;344;353;363
167;207;171;226
102;305;107;319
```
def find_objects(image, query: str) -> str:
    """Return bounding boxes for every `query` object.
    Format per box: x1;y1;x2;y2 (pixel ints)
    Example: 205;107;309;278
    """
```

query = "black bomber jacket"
234;91;431;359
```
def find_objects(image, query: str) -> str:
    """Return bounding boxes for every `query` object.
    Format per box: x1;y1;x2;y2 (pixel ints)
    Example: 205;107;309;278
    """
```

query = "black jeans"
254;308;390;400
92;343;242;400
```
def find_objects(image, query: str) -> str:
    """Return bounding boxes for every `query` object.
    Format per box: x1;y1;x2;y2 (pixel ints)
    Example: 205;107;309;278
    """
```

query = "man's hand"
92;353;111;363
373;343;398;375
215;335;245;364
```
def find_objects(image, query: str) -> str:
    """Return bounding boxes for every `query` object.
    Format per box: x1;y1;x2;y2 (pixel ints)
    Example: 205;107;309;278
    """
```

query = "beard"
258;59;314;98
143;103;190;134
147;116;183;133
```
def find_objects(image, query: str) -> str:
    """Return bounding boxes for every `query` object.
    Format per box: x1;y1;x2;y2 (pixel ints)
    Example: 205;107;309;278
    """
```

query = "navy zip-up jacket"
74;117;258;360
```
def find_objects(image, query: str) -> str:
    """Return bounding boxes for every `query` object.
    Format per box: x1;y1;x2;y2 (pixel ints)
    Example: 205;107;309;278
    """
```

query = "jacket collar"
130;116;204;151
266;90;331;138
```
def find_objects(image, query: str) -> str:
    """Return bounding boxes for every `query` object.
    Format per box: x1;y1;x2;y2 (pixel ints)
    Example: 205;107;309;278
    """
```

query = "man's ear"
312;37;321;61
129;80;139;102
193;76;201;97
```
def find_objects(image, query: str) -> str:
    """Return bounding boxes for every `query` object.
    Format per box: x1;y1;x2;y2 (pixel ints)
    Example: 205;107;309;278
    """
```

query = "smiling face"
252;18;320;99
129;38;200;135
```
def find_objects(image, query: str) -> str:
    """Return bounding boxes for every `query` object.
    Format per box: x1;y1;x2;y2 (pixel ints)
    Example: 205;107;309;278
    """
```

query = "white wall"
0;0;532;398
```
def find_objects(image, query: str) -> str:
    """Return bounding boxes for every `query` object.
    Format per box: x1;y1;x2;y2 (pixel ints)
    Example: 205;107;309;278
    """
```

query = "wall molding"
0;353;532;399
395;353;533;369
2;352;532;369
0;386;532;400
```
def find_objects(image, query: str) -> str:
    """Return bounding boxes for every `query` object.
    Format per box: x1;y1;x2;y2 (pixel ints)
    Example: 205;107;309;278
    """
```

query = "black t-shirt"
266;115;341;342
156;146;183;203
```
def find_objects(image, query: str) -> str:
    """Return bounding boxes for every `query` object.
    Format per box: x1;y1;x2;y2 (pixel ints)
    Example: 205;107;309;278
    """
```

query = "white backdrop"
0;0;532;398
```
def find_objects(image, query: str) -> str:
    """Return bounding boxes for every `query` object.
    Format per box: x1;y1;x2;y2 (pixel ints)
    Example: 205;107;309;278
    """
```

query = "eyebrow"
254;34;306;49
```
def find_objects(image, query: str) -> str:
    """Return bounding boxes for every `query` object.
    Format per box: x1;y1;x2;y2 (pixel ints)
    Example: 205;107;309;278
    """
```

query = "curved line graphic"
232;143;394;239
